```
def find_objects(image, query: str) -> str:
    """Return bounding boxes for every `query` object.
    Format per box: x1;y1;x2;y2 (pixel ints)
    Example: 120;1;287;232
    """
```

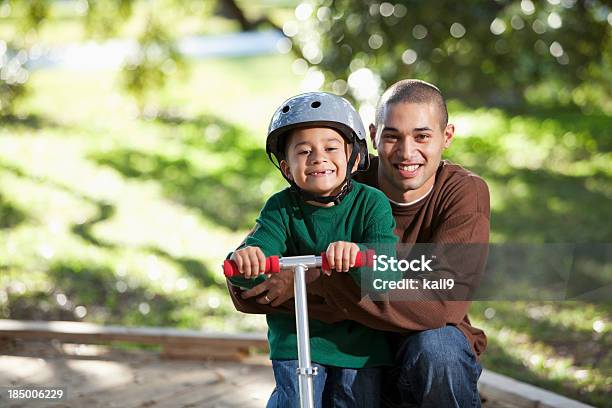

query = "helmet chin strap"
285;142;360;205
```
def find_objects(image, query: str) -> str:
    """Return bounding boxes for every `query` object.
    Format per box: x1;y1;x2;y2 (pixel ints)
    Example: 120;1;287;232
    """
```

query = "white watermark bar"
355;243;611;301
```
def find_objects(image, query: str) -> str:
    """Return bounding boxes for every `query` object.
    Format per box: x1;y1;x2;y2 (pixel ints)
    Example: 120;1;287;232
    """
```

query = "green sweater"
230;181;397;368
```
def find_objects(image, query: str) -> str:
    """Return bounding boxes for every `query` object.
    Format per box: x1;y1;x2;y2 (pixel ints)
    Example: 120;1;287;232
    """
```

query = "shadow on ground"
71;202;117;248
148;247;219;288
0;193;26;229
480;329;608;407
7;261;192;327
472;301;611;369
486;168;610;242
90;114;279;231
0;113;63;130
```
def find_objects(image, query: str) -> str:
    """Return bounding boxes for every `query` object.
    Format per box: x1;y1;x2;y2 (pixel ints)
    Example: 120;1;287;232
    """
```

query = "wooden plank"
0;336;15;350
1;341;274;407
146;368;272;408
49;358;273;408
0;319;268;351
479;369;595;408
161;344;250;361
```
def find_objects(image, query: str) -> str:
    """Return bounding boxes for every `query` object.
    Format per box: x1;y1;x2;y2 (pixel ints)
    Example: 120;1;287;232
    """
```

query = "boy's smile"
280;127;357;200
306;169;335;176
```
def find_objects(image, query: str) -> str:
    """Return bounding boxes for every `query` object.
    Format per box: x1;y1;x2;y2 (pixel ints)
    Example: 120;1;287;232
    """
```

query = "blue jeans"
382;325;483;408
267;360;382;408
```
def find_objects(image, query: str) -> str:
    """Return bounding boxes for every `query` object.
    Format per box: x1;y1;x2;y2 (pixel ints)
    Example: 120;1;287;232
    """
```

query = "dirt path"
0;340;274;408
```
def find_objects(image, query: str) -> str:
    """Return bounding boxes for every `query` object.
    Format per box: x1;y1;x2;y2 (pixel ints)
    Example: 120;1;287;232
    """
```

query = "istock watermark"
373;254;434;272
372;277;455;291
371;254;454;291
358;243;611;301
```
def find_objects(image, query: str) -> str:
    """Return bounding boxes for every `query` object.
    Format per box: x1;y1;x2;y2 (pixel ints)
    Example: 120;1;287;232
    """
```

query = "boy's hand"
230;246;266;279
325;241;359;274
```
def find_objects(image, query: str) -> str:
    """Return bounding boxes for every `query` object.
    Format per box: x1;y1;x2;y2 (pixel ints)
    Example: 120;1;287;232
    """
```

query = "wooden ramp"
0;319;269;361
0;319;595;408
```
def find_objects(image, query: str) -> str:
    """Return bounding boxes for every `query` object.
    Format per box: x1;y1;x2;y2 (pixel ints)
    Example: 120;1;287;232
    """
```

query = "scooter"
223;250;375;408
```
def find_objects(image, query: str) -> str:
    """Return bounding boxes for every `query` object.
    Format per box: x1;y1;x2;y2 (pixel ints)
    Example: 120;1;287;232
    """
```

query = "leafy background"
0;0;610;405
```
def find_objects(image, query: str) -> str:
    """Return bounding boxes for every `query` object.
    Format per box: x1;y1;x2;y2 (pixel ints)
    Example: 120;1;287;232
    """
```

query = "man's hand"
230;246;266;279
325;241;360;273
241;268;323;306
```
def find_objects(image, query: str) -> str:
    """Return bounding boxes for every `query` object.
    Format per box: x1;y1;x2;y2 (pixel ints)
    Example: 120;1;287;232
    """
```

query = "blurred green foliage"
0;2;610;405
0;0;183;115
294;0;611;112
0;0;287;114
0;1;49;115
120;14;186;114
5;0;50;31
0;42;29;116
443;106;611;242
83;0;134;37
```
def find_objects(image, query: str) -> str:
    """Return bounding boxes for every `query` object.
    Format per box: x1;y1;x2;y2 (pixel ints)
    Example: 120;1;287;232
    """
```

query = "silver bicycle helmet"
266;92;369;205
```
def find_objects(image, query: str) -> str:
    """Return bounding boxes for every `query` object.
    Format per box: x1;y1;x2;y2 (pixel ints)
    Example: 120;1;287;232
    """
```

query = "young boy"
228;92;397;407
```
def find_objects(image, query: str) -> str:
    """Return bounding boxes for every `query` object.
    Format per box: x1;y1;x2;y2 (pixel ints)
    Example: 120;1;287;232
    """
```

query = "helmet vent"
311;101;321;108
282;105;290;113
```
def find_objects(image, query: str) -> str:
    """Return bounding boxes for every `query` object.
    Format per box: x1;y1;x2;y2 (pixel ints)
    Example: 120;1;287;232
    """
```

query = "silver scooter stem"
294;264;316;408
279;256;322;408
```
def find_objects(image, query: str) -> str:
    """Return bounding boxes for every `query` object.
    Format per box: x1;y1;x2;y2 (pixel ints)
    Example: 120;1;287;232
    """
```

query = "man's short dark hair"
375;79;448;131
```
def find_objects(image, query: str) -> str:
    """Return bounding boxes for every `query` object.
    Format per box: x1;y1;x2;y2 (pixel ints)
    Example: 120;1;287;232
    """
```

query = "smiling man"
354;80;489;407
227;80;490;407
373;84;452;204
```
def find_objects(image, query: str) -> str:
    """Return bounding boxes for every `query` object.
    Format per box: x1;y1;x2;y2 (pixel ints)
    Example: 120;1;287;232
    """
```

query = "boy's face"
280;127;357;197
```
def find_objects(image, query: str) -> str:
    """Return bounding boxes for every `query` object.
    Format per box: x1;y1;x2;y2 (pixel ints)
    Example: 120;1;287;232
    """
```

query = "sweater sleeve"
227;193;288;290
225;192;358;320
311;175;491;332
348;189;398;287
362;189;398;243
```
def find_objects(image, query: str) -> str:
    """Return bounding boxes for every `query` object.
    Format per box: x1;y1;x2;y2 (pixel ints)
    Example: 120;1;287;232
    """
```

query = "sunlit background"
0;0;610;405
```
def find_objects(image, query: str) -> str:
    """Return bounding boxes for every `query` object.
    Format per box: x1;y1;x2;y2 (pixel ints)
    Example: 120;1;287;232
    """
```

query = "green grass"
0;55;301;334
0;53;610;406
446;104;611;243
470;301;610;406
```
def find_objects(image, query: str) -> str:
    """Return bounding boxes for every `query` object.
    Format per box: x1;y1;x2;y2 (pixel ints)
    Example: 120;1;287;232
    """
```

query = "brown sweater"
226;158;490;357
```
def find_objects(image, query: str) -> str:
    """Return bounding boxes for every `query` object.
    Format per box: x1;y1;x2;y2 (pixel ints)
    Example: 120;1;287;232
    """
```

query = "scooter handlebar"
223;249;375;278
223;256;280;277
319;249;374;273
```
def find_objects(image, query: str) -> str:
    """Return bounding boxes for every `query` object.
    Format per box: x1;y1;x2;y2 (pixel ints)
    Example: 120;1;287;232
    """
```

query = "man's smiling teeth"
398;164;420;171
309;169;334;175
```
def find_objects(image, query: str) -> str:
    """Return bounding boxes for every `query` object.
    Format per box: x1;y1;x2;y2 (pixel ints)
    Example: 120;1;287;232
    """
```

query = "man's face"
280;127;356;197
370;102;454;202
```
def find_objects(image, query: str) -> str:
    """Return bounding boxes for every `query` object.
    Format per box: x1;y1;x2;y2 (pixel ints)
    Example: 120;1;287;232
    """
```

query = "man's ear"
351;151;361;173
369;123;378;150
280;160;293;180
443;123;455;149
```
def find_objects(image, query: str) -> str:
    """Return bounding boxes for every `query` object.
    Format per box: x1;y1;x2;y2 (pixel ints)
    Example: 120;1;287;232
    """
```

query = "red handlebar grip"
223;256;280;277
320;249;375;272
